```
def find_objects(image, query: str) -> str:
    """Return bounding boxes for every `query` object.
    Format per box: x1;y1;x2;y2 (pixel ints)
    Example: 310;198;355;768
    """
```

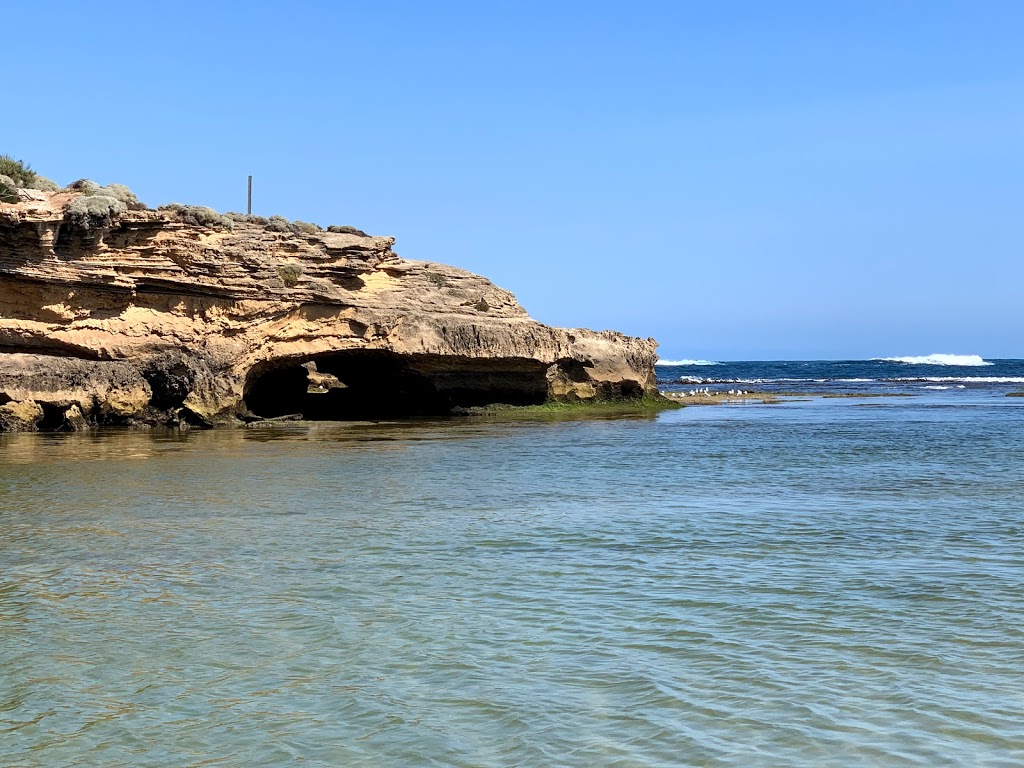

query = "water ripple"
2;402;1024;766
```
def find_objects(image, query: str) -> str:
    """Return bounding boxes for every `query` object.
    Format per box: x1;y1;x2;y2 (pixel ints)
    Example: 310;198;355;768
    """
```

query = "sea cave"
243;350;551;420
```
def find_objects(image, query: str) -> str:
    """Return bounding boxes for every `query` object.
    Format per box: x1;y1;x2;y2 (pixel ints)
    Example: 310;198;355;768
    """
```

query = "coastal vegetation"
159;203;234;230
0;155;59;201
327;225;369;236
426;271;450;288
0;159;143;229
68;179;142;207
276;264;303;287
0;155;39;187
266;215;322;236
65;180;145;229
1;156;377;240
225;212;327;236
65;194;127;229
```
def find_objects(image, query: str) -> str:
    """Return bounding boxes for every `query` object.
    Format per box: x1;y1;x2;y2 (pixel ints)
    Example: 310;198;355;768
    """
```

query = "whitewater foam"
678;377;767;385
889;377;1024;384
873;354;992;367
656;359;719;366
676;376;880;385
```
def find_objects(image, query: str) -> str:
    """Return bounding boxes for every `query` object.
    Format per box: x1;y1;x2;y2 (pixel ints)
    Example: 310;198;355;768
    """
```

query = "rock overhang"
0;188;659;430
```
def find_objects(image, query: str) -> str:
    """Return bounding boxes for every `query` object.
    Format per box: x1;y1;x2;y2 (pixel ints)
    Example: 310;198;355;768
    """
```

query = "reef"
0;185;658;431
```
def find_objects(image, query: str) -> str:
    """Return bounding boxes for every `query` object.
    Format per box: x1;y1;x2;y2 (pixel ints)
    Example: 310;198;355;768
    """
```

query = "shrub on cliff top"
70;179;145;209
65;195;128;229
326;225;368;236
266;215;291;232
290;220;321;235
224;212;272;225
103;183;142;208
261;214;324;236
0;156;59;194
68;179;102;194
0;175;18;203
0;156;37;187
159;203;234;230
166;209;328;237
26;176;60;191
63;179;146;228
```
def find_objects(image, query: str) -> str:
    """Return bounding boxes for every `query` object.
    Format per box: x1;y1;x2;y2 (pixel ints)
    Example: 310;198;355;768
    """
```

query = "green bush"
326;225;368;236
69;179;102;194
0;155;37;187
65;195;128;229
224;213;276;227
159;203;233;230
0;174;18;203
277;264;303;287
230;214;329;236
425;271;449;288
103;183;142;208
70;179;145;209
290;220;321;235
264;216;323;236
0;157;59;196
26;176;59;192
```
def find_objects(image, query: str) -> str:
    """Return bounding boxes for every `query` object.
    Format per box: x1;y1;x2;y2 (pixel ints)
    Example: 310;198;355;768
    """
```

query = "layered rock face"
0;189;658;431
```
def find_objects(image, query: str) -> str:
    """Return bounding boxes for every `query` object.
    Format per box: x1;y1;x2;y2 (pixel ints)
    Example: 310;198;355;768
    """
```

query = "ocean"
656;354;1024;397
2;357;1023;767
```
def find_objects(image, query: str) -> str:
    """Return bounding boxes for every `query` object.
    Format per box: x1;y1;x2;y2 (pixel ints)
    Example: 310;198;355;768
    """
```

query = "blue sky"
5;1;1022;359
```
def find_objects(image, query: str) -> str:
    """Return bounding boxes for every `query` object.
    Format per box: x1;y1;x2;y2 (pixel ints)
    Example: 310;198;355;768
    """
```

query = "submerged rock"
0;188;658;430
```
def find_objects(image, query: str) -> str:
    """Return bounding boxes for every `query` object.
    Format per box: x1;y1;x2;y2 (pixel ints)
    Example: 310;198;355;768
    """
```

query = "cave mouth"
243;350;549;421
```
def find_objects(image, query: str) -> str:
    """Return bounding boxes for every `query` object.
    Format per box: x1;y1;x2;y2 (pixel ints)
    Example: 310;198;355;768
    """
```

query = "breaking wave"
873;354;992;367
656;359;719;366
888;377;1024;384
678;377;877;385
678;377;762;384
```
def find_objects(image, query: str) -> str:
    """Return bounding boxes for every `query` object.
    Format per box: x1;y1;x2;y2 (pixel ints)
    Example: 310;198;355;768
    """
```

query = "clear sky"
5;1;1022;360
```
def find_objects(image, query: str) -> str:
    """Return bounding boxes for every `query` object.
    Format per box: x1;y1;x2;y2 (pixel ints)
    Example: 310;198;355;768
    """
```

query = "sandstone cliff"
0;186;658;431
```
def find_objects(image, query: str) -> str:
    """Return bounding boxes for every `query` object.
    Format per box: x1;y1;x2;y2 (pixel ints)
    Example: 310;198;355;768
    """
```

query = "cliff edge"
0;179;658;431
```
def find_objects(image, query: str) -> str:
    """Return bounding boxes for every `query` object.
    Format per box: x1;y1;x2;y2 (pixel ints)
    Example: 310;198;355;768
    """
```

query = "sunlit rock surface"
0;190;658;430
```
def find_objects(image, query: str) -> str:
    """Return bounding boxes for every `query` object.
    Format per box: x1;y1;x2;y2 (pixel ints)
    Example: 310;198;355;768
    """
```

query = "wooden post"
247;175;252;216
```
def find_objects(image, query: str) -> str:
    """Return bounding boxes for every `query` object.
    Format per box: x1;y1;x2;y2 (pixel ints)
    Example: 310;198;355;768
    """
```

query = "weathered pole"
247;175;252;216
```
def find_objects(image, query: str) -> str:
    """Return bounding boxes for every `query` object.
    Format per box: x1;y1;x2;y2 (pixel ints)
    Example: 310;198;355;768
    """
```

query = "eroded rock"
0;189;659;430
0;400;44;432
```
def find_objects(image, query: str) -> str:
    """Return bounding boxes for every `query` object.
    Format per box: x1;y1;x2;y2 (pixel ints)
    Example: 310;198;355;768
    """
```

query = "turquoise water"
2;393;1024;766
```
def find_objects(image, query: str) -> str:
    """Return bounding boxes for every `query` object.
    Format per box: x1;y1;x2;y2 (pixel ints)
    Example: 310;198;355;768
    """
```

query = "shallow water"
2;394;1023;767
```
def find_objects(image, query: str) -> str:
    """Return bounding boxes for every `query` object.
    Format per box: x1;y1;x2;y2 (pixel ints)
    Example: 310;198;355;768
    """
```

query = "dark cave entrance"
243;350;549;421
37;403;70;431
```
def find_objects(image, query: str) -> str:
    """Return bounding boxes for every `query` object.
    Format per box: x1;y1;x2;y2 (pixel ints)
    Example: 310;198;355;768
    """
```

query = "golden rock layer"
0;190;658;430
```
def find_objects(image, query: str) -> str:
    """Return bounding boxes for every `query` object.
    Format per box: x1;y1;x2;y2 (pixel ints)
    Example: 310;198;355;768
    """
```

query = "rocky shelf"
0;185;658;431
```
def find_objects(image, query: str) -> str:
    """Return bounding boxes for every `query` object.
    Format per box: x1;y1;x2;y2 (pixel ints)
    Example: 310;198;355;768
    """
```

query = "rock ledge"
0;190;658;430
